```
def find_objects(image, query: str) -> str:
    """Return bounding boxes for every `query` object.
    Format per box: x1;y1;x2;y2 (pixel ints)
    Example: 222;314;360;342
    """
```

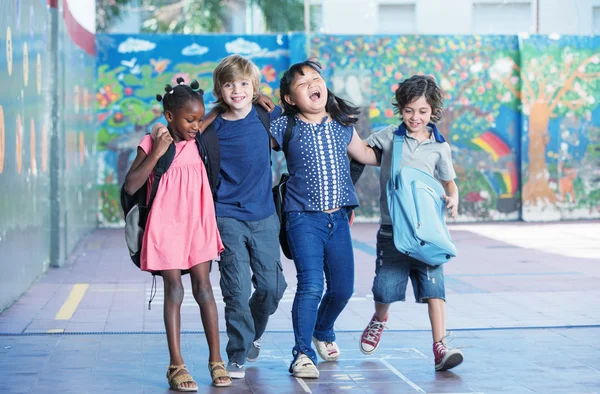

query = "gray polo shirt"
366;124;457;225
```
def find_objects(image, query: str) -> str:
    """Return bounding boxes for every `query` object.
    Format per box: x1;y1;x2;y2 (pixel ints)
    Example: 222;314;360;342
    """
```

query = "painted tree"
311;34;521;219
491;36;600;205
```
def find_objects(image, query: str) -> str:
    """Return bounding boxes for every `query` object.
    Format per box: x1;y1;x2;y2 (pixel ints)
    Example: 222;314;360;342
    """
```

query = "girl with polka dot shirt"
269;60;377;379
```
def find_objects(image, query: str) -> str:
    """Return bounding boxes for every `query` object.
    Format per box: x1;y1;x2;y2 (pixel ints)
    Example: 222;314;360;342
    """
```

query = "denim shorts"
372;225;445;304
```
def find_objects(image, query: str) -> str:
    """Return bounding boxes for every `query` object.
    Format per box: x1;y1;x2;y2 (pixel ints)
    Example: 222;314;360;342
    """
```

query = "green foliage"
99;0;308;34
520;40;600;117
97;128;119;151
253;0;307;32
99;184;123;224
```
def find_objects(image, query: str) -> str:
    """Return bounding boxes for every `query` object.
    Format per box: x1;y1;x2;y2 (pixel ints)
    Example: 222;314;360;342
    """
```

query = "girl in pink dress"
123;78;231;390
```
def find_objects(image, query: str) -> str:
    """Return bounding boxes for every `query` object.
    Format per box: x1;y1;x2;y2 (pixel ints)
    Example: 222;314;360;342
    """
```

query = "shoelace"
324;342;338;355
435;331;468;356
230;362;244;369
364;320;387;342
253;339;262;350
295;355;314;368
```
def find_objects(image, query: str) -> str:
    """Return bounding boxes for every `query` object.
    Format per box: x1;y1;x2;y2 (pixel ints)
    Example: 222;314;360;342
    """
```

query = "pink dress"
138;135;223;272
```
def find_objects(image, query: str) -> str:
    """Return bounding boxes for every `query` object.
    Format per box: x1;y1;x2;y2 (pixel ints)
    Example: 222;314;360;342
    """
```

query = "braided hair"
156;77;205;113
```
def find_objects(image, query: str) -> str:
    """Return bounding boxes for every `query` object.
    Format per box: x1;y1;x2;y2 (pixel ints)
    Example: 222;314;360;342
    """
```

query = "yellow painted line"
55;283;89;320
47;328;64;333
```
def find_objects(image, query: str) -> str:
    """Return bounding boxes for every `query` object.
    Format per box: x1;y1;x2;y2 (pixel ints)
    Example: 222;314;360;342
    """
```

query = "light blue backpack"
386;133;457;266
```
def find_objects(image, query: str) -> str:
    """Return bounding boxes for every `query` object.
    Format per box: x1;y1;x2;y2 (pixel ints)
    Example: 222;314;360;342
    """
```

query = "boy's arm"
441;180;459;219
149;106;222;139
199;106;221;132
347;129;380;166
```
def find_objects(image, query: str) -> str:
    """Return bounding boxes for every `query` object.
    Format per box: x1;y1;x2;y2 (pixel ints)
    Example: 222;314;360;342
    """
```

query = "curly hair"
392;75;444;123
156;77;204;113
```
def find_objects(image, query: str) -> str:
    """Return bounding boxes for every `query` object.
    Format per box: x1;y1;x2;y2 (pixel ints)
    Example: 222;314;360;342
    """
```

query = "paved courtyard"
1;222;599;393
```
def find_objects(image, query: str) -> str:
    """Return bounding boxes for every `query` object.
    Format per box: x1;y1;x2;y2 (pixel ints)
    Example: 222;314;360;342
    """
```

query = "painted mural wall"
96;34;291;226
0;0;96;312
96;33;600;225
518;35;600;221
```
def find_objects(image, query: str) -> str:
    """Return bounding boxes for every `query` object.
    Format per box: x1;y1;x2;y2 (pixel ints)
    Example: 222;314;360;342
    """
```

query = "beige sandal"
208;361;232;387
166;364;198;392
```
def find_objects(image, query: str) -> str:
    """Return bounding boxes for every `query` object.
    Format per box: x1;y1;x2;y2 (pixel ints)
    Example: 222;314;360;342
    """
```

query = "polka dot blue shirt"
270;115;359;212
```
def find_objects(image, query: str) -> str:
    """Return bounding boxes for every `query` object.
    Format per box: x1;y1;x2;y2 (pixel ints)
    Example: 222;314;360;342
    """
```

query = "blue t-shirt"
213;105;283;220
270;115;359;212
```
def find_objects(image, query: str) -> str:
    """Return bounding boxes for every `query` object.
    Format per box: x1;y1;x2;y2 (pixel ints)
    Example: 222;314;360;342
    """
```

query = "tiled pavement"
1;222;599;393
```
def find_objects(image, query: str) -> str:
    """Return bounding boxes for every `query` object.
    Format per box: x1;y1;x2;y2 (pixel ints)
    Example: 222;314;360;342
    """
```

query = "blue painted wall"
0;0;96;312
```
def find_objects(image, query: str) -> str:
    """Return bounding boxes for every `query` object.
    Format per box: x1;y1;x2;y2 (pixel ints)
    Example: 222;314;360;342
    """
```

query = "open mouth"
309;90;321;101
231;96;246;103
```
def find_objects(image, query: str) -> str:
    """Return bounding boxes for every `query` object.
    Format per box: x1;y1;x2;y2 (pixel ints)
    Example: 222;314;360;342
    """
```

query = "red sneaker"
360;314;387;355
433;337;464;371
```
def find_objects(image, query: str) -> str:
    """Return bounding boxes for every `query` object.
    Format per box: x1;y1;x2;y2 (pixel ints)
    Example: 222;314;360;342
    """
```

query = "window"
378;4;416;34
473;2;532;34
594;6;600;34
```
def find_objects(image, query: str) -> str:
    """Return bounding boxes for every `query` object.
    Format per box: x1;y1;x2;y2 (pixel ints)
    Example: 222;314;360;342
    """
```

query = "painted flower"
262;65;277;83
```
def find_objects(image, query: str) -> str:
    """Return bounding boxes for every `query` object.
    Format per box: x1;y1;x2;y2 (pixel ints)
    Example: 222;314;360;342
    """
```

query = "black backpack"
272;115;365;260
120;127;220;270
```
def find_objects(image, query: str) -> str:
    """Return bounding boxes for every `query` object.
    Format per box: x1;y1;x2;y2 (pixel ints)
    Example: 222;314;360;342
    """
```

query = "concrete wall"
319;0;599;35
0;0;96;312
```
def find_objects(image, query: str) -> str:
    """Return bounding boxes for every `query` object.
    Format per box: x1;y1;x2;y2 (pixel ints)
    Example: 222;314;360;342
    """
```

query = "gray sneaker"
246;338;262;362
226;362;245;379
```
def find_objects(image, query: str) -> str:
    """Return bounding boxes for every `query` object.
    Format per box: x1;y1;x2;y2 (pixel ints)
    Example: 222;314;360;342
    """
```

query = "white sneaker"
312;337;340;361
292;354;319;379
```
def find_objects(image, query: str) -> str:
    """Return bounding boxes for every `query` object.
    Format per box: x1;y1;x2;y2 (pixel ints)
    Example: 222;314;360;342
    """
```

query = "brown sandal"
208;361;232;387
166;364;198;392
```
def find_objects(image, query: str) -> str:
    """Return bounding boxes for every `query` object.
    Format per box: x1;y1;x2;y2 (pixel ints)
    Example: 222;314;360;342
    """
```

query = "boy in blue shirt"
209;55;286;378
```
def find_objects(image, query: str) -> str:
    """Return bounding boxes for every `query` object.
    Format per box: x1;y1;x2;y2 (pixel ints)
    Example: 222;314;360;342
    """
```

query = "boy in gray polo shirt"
359;75;464;371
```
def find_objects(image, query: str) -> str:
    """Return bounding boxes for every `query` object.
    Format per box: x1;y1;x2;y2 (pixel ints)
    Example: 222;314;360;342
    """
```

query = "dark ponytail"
279;59;359;126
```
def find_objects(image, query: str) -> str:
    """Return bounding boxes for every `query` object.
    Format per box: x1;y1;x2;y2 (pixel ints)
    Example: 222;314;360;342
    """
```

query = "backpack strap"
282;114;295;154
391;133;404;189
195;124;220;195
255;104;271;131
255;104;274;165
148;141;176;209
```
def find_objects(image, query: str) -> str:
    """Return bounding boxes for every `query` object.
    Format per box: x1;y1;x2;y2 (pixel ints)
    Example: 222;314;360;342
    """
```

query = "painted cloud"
225;38;262;55
118;38;156;53
182;43;209;56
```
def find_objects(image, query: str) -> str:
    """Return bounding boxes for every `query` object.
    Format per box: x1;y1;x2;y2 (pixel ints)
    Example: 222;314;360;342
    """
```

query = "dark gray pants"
217;213;287;364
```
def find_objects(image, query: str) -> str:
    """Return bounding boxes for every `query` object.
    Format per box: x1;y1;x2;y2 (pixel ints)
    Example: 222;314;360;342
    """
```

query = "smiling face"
284;66;328;117
401;96;432;135
165;99;205;142
220;79;254;112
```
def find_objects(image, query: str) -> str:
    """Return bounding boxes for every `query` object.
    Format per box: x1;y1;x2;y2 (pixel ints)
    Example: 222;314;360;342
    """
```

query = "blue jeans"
217;213;287;365
285;208;355;368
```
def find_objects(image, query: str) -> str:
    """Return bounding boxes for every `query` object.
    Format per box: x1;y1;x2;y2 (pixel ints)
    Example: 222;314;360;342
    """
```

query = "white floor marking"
380;358;425;393
295;377;312;393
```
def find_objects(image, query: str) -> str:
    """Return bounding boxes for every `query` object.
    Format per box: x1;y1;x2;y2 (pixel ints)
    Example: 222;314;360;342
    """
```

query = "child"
154;55;287;379
269;60;377;379
359;75;463;371
124;78;232;390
